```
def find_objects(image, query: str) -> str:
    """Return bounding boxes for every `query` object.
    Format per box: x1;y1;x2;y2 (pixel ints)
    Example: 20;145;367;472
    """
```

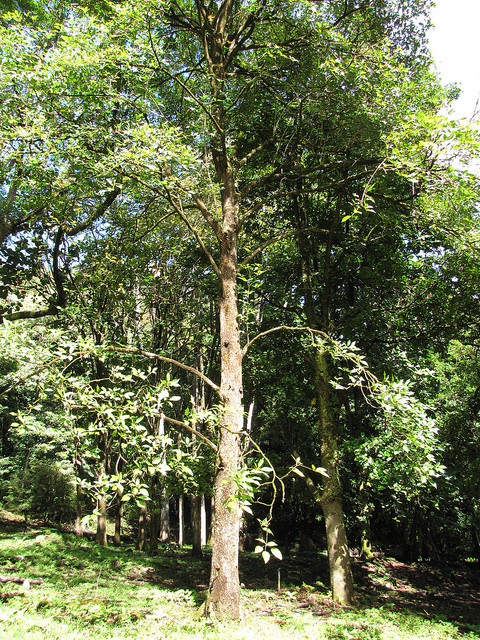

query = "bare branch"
161;162;223;240
105;346;224;401
170;195;222;278
237;139;274;169
147;17;222;135
242;325;330;358
63;188;121;237
1;307;60;323
162;414;217;451
238;226;332;269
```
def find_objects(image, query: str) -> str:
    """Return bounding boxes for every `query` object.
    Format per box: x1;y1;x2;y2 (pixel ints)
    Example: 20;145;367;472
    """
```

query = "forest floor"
0;511;479;640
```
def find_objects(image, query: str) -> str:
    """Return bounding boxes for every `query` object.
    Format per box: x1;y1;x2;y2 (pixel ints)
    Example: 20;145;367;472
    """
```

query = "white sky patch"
428;0;480;120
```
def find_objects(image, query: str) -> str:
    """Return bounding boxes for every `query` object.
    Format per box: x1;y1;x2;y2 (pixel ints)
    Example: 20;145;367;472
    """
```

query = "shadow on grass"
1;515;479;636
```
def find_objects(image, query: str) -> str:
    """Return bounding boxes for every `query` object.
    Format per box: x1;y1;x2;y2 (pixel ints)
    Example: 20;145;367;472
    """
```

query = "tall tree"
2;0;477;618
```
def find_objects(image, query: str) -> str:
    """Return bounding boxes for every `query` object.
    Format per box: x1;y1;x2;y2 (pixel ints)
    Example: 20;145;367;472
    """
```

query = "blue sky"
428;0;480;119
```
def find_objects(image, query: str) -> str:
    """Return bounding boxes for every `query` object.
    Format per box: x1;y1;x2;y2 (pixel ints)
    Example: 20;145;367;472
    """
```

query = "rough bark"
201;0;243;614
205;222;243;619
322;498;355;603
314;348;354;605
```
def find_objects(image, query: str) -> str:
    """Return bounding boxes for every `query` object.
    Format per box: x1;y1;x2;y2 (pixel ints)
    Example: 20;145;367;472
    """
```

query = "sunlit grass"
0;525;478;640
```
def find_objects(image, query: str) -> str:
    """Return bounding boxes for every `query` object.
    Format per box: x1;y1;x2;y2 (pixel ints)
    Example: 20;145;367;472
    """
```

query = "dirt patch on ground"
241;552;480;627
354;557;480;627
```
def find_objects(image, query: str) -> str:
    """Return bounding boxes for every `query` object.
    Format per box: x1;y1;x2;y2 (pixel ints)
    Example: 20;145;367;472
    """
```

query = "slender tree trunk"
96;431;108;547
178;495;184;547
149;485;160;557
138;505;148;551
96;493;107;547
201;494;207;546
114;486;123;547
75;481;83;537
159;488;170;543
192;0;243;617
358;481;373;559
295;193;354;605
73;429;83;537
191;495;203;557
314;348;354;605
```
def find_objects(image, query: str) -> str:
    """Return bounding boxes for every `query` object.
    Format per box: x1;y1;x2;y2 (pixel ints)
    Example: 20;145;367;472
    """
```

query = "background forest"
1;0;480;620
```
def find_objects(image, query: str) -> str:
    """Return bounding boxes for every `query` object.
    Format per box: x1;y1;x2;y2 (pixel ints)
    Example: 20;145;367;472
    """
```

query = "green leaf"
271;547;283;560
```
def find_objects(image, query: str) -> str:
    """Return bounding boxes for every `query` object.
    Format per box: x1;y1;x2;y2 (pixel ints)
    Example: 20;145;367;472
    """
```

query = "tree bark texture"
206;224;243;619
314;348;354;605
202;0;244;613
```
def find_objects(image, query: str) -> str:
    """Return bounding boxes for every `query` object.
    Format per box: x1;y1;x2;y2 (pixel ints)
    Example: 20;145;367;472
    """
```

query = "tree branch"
162;414;217;451
160;162;223;241
63;188;121;237
241;325;330;358
147;17;222;135
169;194;222;278
105;346;224;401
238;226;332;270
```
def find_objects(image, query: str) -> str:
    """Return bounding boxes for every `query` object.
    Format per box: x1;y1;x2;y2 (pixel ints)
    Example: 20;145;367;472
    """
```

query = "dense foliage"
1;0;479;618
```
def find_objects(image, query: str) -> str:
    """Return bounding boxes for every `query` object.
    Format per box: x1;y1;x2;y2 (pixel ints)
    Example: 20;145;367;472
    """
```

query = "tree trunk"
137;505;148;551
149;494;160;557
205;223;243;618
295;192;354;605
178;496;184;547
322;499;354;603
201;494;207;546
191;494;203;557
358;481;373;560
96;493;107;547
114;486;123;547
73;431;83;537
159;488;170;543
96;431;108;547
75;481;83;537
314;347;354;605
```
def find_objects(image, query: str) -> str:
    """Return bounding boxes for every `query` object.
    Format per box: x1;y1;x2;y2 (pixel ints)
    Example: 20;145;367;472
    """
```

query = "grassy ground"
0;515;479;639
